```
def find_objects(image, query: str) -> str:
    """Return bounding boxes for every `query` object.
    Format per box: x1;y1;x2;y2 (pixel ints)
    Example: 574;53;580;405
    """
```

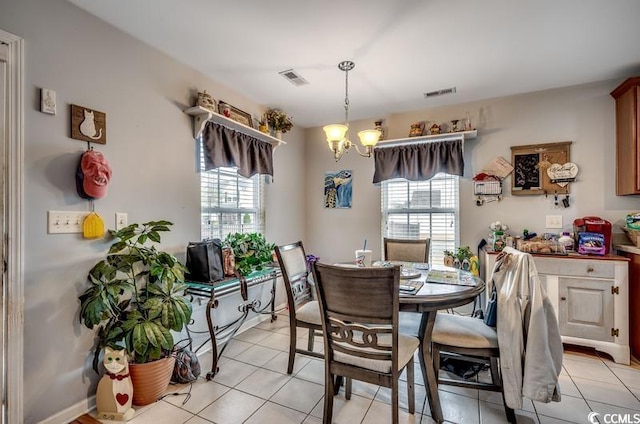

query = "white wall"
0;0;305;421
305;80;640;264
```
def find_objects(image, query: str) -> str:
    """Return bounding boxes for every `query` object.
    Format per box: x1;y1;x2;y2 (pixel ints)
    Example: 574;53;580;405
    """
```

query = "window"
200;140;264;240
381;173;459;264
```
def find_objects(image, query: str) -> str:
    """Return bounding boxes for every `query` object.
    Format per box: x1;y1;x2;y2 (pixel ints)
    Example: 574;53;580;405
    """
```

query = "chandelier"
323;61;381;162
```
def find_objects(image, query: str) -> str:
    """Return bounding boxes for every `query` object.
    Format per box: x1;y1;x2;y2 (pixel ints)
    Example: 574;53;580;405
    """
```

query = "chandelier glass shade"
323;61;381;161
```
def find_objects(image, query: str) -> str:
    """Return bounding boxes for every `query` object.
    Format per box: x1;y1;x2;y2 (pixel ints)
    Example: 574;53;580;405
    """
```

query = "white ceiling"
67;0;640;128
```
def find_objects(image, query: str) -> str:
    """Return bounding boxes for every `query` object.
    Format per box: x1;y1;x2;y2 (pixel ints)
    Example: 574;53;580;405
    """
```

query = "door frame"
0;28;24;424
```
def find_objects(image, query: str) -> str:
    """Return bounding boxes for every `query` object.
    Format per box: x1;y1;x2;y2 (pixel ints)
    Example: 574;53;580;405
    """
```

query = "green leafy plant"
264;108;293;133
78;220;192;371
224;232;275;277
443;246;473;262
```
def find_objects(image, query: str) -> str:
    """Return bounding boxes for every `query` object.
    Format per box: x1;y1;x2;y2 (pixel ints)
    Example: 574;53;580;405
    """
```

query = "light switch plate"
115;212;128;230
546;215;563;229
48;211;87;234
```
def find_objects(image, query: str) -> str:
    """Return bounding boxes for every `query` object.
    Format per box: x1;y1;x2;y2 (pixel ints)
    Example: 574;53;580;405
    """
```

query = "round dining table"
397;264;485;423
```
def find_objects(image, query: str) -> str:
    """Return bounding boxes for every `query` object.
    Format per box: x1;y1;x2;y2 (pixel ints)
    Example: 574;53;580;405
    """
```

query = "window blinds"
199;140;264;240
381;173;459;264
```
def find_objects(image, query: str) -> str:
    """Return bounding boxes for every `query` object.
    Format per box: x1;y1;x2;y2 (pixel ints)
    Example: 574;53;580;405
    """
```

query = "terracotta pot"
129;356;175;406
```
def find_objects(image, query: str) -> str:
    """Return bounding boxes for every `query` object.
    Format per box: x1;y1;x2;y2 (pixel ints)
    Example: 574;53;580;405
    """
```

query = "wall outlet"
546;215;563;229
48;211;87;234
115;212;128;230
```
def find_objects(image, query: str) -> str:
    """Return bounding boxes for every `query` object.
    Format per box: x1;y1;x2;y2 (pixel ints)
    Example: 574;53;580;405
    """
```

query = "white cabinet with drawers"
481;250;630;364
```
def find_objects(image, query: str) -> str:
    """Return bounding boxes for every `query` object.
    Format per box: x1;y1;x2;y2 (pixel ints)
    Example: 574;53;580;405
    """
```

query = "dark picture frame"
217;101;253;128
510;141;572;195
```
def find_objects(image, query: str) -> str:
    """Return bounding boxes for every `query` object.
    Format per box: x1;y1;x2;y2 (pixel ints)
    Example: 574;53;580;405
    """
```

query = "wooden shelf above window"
184;106;286;148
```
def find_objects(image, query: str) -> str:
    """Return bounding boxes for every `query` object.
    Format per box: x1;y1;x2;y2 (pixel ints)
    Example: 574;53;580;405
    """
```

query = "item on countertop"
577;232;606;256
505;235;514;248
622;227;640;248
573;217;612;254
517;237;565;254
627;212;640;230
492;231;505;252
558;232;575;252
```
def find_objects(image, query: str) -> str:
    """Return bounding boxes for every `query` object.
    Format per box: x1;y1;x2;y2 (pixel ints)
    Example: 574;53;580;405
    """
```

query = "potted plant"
78;220;193;405
443;246;473;269
263;108;293;139
224;232;275;278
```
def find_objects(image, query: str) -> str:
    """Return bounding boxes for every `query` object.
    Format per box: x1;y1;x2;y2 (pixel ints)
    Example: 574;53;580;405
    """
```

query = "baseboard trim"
37;396;95;424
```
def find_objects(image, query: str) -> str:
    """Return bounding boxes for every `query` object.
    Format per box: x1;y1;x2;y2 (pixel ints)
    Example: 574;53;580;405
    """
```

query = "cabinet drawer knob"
560;296;567;301
587;267;594;273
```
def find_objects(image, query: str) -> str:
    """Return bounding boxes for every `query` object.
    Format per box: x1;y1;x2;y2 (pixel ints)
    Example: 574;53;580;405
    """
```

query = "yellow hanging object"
83;211;105;239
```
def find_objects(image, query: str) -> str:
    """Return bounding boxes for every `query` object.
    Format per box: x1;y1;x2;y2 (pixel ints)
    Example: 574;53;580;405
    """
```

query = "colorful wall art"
324;170;352;208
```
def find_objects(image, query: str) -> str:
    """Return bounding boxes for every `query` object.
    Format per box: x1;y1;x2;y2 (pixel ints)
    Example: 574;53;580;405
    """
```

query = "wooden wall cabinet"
611;77;640;195
482;250;630;364
616;248;640;361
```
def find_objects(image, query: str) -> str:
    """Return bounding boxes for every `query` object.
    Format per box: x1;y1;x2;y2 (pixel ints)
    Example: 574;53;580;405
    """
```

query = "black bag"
171;340;201;384
185;239;224;283
483;284;498;327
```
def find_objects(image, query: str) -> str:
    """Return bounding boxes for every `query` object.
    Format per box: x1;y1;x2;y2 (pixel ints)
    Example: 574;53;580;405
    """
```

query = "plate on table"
400;268;421;279
412;263;430;270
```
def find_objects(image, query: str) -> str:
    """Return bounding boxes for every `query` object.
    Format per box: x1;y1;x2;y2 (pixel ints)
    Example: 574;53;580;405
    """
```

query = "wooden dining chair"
275;241;323;374
383;237;430;263
311;262;420;424
430;251;519;423
431;313;516;423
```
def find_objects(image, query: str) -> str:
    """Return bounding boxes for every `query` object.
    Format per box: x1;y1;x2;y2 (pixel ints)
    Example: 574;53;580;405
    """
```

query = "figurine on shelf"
409;122;425;137
464;111;473;131
429;123;441;135
196;90;216;113
451;119;459;132
257;117;269;134
374;119;385;140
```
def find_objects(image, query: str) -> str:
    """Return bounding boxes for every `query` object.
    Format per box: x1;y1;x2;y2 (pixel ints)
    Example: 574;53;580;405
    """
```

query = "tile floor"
91;312;640;424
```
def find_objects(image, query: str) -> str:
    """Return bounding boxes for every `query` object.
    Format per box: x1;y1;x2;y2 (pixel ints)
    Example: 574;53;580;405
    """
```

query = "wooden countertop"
615;244;640;255
484;248;629;262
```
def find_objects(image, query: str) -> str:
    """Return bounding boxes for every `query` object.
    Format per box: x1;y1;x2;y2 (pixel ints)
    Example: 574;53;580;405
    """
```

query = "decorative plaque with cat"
70;104;107;144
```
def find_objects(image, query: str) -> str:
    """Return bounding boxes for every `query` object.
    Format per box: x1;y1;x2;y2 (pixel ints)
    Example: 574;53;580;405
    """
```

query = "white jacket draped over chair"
490;247;563;409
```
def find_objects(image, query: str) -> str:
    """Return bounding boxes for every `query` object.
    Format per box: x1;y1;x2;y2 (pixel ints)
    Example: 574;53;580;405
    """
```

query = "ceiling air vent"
279;68;309;87
424;87;457;98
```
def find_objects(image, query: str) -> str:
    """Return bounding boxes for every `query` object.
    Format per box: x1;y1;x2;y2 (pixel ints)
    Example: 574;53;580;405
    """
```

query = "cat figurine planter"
96;347;135;421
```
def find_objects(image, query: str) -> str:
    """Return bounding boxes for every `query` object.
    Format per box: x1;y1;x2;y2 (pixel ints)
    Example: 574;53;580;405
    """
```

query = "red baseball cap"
80;150;112;199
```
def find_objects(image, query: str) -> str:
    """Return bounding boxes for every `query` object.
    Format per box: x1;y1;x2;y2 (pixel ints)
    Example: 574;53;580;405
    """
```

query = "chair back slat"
275;242;313;311
384;238;430;263
314;265;397;319
329;317;393;360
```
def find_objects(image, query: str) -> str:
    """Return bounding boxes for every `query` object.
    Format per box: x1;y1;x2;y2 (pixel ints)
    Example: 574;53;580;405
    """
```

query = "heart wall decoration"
546;162;578;187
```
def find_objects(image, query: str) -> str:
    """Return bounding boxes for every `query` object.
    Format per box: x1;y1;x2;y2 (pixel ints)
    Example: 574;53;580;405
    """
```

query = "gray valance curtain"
372;138;464;183
202;121;274;178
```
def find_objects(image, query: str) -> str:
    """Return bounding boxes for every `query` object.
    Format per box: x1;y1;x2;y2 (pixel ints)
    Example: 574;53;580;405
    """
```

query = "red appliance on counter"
573;216;612;254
